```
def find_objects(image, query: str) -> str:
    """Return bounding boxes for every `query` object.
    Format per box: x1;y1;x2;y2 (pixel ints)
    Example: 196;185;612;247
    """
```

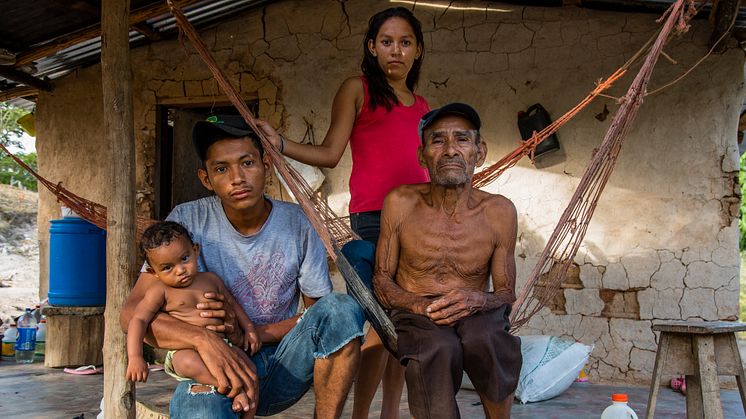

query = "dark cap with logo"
418;102;481;142
192;115;261;161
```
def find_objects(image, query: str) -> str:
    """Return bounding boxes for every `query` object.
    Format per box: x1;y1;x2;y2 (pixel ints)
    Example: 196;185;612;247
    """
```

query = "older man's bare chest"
397;205;496;286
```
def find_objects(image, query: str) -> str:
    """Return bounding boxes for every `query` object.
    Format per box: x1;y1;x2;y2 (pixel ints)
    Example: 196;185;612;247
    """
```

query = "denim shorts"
169;293;365;418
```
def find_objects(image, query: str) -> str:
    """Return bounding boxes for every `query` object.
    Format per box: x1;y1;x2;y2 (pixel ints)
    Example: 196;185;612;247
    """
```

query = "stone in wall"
565;289;604;316
602;262;628;290
465;23;498;52
599;289;640;319
679;288;718;320
579;263;603;288
621;252;659;288
650;257;686;290
685;260;734;289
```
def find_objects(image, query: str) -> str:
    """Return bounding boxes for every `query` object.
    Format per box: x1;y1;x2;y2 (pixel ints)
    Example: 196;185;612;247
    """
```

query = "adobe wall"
35;0;745;384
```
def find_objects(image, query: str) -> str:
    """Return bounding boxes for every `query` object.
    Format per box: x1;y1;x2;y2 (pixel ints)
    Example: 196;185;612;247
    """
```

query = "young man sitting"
120;115;365;418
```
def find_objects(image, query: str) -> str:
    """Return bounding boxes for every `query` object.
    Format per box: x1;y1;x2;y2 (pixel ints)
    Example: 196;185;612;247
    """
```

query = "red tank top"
348;76;430;213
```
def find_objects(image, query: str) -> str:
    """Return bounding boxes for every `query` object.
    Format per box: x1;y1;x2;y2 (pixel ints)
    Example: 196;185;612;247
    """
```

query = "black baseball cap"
418;103;481;141
192;115;260;161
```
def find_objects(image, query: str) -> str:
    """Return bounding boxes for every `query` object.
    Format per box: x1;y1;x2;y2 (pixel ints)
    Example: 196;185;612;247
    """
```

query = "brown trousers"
391;304;521;419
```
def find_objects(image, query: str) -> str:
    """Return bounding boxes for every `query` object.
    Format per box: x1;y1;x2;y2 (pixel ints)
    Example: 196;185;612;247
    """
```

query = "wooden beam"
709;0;742;53
0;86;37;102
101;0;136;417
0;67;52;91
132;22;163;41
14;0;201;67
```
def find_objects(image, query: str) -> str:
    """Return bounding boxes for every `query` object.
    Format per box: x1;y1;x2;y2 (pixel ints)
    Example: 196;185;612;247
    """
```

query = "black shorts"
391;304;522;418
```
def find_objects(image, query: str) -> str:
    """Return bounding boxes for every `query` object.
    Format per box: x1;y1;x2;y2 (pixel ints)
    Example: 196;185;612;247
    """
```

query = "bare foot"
232;392;255;418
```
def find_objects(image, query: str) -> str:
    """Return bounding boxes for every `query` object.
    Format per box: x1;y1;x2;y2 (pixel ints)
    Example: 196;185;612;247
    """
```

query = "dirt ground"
0;184;39;332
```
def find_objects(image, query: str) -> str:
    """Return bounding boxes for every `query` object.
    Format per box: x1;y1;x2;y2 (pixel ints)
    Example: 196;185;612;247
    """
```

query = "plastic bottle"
601;394;638;419
14;308;37;364
2;324;18;358
35;319;46;359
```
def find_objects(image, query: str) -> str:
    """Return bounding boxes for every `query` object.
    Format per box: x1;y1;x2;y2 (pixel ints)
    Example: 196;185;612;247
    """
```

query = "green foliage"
0;103;27;149
741;153;746;250
0;152;37;191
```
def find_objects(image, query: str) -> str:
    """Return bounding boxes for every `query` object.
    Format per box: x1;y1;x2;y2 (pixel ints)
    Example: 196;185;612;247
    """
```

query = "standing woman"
257;7;428;418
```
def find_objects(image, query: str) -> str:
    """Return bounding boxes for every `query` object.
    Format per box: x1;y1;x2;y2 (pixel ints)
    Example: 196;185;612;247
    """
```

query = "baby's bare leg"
172;348;256;418
172;349;216;386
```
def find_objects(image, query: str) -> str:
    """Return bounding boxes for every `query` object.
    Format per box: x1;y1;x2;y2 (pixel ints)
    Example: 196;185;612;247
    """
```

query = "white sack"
461;335;592;404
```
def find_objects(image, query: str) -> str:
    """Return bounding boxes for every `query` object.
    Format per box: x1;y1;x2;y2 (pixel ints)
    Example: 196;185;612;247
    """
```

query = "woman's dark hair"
361;7;424;112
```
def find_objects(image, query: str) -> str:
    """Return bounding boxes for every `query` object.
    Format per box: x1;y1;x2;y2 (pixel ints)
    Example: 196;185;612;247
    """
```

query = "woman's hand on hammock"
254;119;282;151
425;288;488;326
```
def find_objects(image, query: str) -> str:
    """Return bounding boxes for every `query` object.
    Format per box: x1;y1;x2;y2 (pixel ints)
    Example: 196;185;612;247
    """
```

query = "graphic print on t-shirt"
228;251;298;325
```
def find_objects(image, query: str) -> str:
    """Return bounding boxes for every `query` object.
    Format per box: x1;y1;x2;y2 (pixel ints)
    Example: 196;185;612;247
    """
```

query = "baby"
125;221;260;417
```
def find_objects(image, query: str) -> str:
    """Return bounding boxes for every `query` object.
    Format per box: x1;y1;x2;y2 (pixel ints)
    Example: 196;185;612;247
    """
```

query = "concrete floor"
1;360;745;418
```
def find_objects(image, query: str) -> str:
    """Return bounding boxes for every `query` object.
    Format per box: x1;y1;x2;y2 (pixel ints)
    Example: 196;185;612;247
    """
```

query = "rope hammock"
0;0;700;347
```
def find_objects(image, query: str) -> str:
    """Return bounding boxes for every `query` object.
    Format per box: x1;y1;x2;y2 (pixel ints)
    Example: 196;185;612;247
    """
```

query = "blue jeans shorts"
169;293;364;418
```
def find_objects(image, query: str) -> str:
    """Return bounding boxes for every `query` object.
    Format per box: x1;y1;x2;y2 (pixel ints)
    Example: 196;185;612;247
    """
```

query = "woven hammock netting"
0;0;702;349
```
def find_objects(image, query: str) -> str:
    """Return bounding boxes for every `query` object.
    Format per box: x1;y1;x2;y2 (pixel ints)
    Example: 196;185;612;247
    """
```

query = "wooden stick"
101;0;137;417
709;0;741;53
132;22;163;41
0;86;38;102
0;67;53;91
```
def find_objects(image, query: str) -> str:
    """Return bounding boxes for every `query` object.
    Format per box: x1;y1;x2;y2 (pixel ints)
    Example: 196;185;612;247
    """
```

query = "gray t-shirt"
165;196;332;325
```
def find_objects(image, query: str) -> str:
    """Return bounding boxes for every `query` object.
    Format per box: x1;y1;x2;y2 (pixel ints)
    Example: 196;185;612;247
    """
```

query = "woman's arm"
255;77;363;168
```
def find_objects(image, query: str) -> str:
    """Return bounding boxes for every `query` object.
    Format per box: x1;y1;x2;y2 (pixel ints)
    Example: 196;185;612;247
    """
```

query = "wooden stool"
41;305;104;367
646;321;746;419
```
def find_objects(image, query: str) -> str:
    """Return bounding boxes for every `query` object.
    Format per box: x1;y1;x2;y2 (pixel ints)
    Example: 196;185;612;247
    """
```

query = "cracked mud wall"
33;1;744;384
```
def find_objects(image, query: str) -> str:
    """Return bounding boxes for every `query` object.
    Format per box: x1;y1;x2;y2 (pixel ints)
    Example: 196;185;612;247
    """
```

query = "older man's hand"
425;288;487;326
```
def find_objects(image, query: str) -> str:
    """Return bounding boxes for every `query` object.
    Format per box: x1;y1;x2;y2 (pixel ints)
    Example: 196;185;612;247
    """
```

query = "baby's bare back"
162;273;224;331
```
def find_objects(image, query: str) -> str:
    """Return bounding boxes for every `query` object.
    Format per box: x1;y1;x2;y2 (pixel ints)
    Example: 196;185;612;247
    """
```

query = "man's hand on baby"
126;357;149;382
243;323;262;355
199;292;244;345
198;291;227;324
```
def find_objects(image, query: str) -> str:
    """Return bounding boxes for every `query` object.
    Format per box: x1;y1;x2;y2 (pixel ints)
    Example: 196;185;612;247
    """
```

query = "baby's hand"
126;357;149;382
243;323;262;355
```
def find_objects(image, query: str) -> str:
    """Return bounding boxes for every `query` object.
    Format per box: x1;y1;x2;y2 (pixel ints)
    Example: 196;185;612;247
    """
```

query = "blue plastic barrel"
48;217;106;306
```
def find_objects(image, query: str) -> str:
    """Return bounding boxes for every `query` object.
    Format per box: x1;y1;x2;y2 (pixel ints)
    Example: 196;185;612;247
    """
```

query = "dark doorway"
154;103;259;219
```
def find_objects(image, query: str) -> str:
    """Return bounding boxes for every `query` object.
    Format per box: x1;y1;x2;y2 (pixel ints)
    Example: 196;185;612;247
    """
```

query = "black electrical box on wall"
517;103;561;158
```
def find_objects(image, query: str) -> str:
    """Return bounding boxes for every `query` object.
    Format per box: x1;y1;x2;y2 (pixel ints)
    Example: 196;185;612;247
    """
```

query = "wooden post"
101;0;136;417
709;0;742;53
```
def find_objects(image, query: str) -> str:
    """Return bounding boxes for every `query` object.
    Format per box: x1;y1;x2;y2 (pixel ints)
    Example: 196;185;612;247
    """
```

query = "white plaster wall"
34;0;744;384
